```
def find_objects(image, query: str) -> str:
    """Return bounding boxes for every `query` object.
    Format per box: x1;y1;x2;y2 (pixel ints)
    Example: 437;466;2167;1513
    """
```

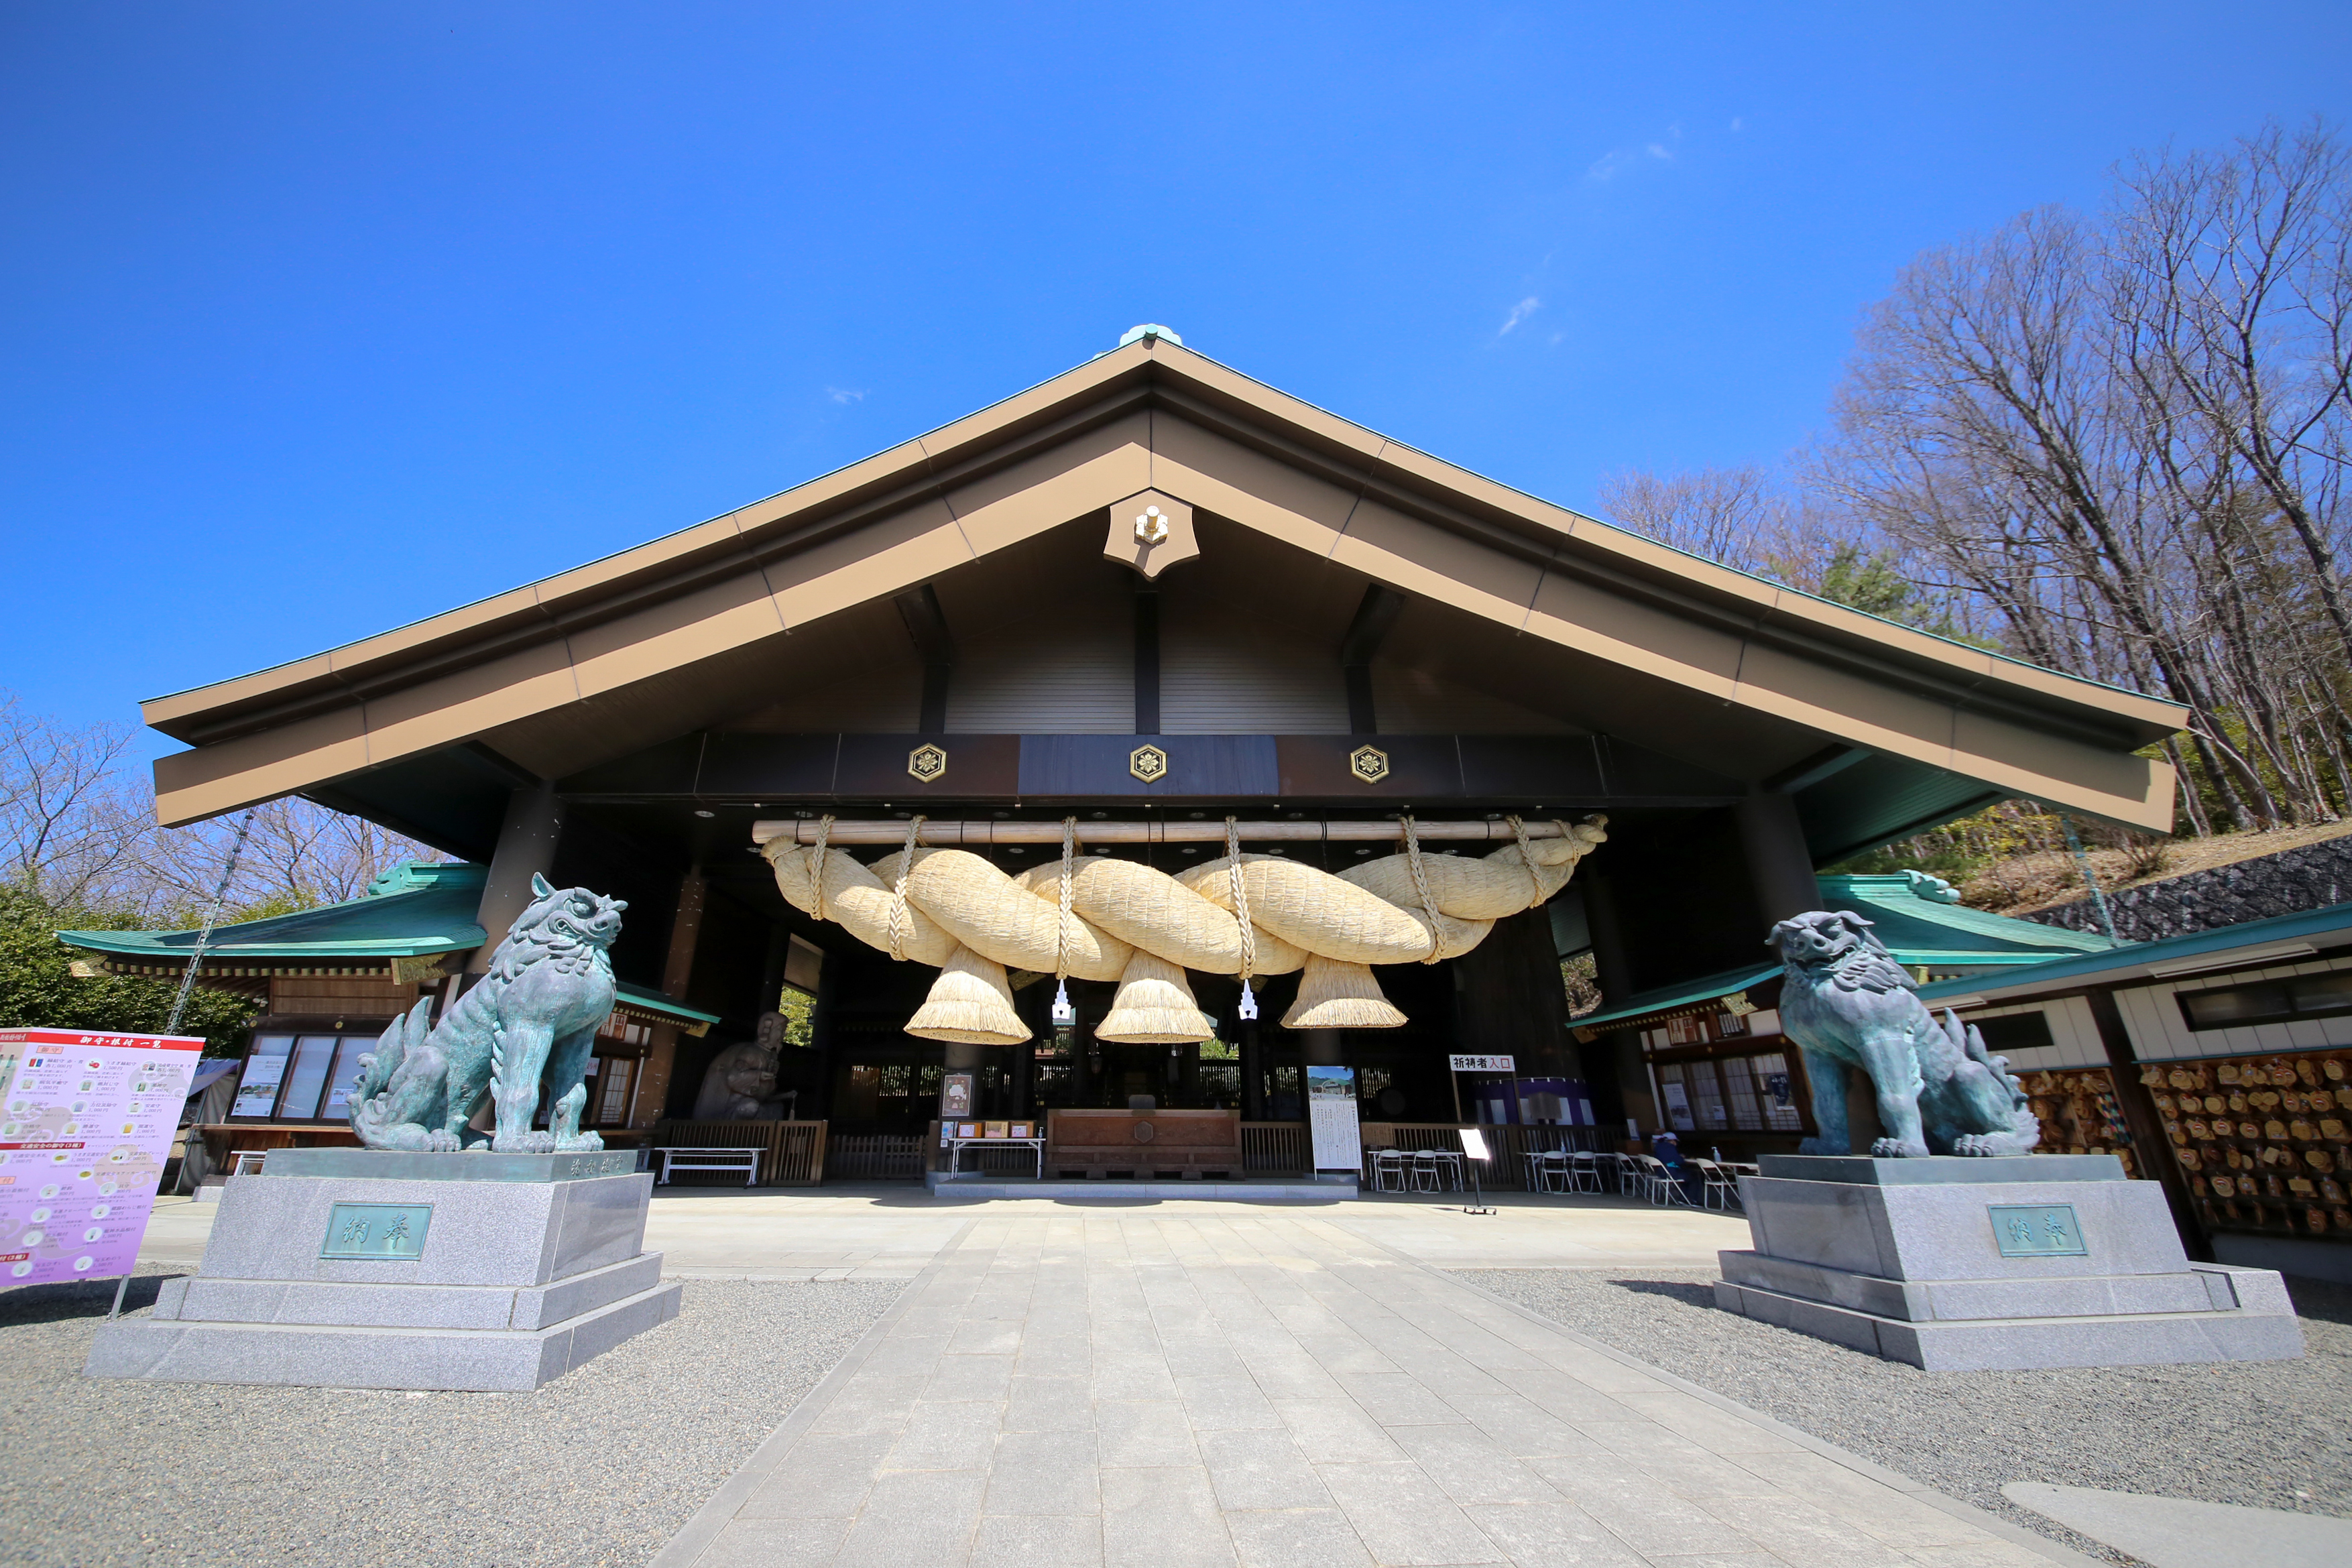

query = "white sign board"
1305;1065;1360;1173
0;1028;202;1284
1458;1127;1491;1163
1448;1054;1515;1073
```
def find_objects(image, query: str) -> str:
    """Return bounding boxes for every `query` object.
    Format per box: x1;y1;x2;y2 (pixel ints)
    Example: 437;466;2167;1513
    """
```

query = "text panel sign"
320;1202;433;1260
1449;1054;1515;1073
1305;1065;1360;1174
0;1028;202;1285
1989;1203;2089;1258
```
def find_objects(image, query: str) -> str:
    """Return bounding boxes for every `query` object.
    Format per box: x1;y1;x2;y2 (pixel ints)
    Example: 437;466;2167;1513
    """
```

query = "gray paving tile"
1102;1464;1236;1568
891;1400;1008;1471
1161;1335;1250;1378
986;1431;1104;1515
1458;1502;1650;1568
1440;1394;1608;1459
929;1352;1019;1402
1176;1374;1284;1431
1273;1397;1407;1463
736;1433;892;1518
971;1514;1106;1568
1696;1495;1912;1567
1222;1506;1376;1568
1197;1427;1334;1510
1098;1398;1201;1468
1093;1358;1182;1401
833;1467;988;1568
1336;1372;1467;1426
1007;1374;1097;1433
1315;1460;1506;1566
695;1516;854;1568
1387;1424;1564;1506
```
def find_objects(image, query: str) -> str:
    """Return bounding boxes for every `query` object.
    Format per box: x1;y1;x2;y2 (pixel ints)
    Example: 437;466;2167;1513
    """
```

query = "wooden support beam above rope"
748;816;1598;847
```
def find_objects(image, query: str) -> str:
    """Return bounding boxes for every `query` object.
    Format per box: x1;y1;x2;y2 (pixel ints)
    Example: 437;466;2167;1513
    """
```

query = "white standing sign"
1305;1065;1360;1173
0;1028;202;1286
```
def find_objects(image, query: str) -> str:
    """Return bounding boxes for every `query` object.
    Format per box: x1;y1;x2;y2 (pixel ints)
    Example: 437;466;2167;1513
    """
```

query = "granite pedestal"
85;1148;683;1391
1713;1154;2304;1370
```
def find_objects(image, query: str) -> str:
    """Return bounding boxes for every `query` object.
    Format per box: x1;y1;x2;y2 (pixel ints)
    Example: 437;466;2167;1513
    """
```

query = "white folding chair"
1688;1158;1738;1210
1409;1150;1442;1192
1371;1149;1407;1193
1567;1150;1602;1193
1635;1154;1688;1206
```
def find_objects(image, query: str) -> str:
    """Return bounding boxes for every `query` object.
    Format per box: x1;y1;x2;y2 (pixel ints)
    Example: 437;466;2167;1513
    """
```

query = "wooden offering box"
1047;1109;1242;1177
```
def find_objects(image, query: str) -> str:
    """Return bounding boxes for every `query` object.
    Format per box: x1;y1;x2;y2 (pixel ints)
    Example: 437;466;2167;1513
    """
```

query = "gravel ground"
1455;1266;2352;1566
0;1266;902;1568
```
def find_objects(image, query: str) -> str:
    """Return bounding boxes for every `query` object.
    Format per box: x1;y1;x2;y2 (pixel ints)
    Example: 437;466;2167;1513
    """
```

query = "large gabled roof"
141;334;2184;833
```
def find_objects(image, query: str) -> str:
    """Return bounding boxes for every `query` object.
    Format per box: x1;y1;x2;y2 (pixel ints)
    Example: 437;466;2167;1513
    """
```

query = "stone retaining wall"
2023;835;2352;943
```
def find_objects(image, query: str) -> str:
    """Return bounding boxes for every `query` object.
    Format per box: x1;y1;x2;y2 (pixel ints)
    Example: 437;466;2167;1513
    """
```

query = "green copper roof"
61;862;491;960
1572;871;2117;1032
1817;873;2115;965
56;861;719;1027
1572;963;1783;1033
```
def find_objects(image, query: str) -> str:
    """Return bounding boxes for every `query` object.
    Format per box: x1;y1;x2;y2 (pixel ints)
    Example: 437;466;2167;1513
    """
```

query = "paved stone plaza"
54;1186;2340;1567
627;1195;2067;1568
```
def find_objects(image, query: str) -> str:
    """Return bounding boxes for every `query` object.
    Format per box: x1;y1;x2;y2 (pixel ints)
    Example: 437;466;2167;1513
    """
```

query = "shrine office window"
2176;971;2352;1031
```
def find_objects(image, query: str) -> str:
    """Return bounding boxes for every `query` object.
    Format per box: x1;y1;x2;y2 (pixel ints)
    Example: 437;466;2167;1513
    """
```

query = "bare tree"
0;689;444;922
0;693;152;908
1597;465;1785;573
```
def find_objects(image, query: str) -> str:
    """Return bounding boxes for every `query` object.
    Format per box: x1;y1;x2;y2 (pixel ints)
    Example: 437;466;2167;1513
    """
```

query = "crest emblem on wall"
1128;744;1169;783
906;743;948;782
1349;745;1390;784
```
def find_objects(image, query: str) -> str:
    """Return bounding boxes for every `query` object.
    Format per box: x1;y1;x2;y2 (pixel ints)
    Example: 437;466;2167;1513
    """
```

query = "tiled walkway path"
654;1211;2077;1568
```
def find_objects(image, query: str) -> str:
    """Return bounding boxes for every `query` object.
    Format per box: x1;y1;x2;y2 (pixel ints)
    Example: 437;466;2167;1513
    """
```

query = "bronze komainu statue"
1771;910;2040;1158
351;875;626;1153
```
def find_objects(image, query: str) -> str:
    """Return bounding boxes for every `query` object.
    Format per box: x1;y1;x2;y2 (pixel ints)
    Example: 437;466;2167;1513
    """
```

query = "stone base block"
87;1158;683;1390
85;1278;683;1390
1715;1156;2305;1370
1713;1276;2304;1370
151;1251;666;1331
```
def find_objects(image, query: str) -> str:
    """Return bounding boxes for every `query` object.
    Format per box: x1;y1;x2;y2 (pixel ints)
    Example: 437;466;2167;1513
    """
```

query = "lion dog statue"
1770;910;2040;1158
350;874;626;1153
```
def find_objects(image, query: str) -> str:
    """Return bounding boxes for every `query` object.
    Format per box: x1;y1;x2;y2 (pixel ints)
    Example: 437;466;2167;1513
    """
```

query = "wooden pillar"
1450;905;1574;1077
467;781;565;973
632;864;707;1128
2085;985;2209;1258
1737;789;1820;926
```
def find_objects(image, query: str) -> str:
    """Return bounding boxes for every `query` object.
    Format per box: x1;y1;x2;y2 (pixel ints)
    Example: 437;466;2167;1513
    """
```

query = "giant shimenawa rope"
760;815;1608;1046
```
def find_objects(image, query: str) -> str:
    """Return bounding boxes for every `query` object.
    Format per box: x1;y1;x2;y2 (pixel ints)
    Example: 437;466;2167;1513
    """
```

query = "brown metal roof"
143;337;2184;831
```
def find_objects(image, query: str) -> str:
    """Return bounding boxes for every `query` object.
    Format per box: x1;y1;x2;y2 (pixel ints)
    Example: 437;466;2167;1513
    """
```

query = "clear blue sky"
5;3;2348;756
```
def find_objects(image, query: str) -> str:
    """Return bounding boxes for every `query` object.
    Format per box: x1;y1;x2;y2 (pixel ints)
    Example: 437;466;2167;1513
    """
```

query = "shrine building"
79;326;2186;1186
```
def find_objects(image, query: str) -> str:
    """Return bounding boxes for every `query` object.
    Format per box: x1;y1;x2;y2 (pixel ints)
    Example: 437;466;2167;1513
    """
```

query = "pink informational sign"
0;1028;203;1286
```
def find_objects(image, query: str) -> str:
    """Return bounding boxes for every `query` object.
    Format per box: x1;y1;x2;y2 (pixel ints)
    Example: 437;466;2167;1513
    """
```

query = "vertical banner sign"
1305;1065;1360;1174
0;1029;203;1285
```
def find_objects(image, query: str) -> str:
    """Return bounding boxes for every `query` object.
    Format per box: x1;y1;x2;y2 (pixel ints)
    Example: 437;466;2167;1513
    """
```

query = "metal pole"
165;809;257;1036
2059;815;2119;943
105;1272;132;1321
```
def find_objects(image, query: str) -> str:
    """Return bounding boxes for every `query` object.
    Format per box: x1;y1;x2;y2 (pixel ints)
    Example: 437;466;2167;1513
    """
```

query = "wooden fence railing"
648;1119;827;1185
1358;1122;1612;1189
1240;1122;1311;1174
826;1134;927;1181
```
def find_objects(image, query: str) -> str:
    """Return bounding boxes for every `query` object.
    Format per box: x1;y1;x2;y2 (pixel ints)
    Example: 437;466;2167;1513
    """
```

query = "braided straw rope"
1226;817;1257;1018
762;815;1608;1046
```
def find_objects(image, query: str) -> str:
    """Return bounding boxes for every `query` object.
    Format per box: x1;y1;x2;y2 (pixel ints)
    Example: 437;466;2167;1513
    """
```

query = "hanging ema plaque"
319;1202;433;1261
1987;1203;2088;1258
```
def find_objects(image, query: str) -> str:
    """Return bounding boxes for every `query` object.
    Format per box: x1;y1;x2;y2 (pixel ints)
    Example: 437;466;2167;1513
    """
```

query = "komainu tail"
350;1000;431;1139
